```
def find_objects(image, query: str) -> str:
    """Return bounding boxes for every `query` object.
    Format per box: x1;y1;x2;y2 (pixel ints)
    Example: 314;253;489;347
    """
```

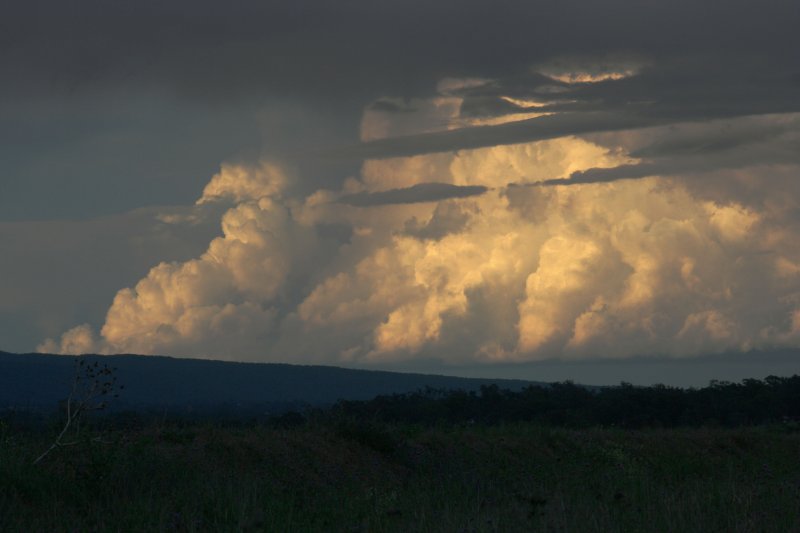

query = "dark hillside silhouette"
0;351;538;414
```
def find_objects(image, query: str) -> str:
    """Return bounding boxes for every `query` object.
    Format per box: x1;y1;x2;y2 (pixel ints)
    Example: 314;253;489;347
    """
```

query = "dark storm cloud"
535;115;800;186
2;0;798;104
339;183;489;206
534;162;704;187
2;0;798;195
332;111;657;159
545;150;799;187
333;61;800;159
629;115;800;159
368;101;417;113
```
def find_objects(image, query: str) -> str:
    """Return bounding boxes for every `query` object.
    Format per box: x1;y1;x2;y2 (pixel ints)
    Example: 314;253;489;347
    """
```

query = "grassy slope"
2;422;800;532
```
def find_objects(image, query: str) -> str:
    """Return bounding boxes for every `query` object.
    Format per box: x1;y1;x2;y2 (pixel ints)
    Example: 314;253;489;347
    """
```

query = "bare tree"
33;358;122;465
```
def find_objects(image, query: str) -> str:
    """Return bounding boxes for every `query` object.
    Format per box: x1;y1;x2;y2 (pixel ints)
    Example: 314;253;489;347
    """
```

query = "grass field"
2;419;800;532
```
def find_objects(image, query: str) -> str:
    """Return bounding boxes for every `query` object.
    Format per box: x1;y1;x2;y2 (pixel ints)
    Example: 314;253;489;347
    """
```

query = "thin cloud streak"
339;183;489;207
534;115;800;186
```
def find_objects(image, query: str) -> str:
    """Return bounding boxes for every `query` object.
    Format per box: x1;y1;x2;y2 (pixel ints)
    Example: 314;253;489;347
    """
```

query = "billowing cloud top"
40;69;800;364
18;0;800;369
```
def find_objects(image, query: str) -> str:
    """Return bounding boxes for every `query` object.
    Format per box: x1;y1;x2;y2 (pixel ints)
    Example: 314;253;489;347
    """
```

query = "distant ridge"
0;351;542;412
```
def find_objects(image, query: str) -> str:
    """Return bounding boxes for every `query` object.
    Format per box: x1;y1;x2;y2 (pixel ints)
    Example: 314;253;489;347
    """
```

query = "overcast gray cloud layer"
2;0;798;219
3;0;798;100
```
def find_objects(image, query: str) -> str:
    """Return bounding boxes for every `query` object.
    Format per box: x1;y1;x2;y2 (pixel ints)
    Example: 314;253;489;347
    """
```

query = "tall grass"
2;421;799;531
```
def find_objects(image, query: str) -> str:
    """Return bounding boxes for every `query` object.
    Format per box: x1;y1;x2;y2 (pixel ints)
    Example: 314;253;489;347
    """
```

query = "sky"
2;0;800;385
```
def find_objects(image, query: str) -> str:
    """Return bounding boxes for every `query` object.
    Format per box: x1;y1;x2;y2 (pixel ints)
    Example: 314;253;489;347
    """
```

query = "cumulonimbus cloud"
40;73;800;366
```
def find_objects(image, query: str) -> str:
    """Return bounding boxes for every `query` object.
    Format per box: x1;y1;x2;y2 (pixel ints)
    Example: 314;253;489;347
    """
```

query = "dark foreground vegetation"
3;421;800;532
3;376;800;532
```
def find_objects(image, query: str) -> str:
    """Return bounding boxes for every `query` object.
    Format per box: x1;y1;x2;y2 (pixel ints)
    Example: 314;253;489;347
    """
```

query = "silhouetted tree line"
329;376;800;428
5;376;800;431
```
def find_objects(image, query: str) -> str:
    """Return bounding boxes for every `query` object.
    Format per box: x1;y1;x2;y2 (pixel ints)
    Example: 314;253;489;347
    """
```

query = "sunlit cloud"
536;53;649;84
457;111;552;128
40;66;800;368
500;96;550;109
